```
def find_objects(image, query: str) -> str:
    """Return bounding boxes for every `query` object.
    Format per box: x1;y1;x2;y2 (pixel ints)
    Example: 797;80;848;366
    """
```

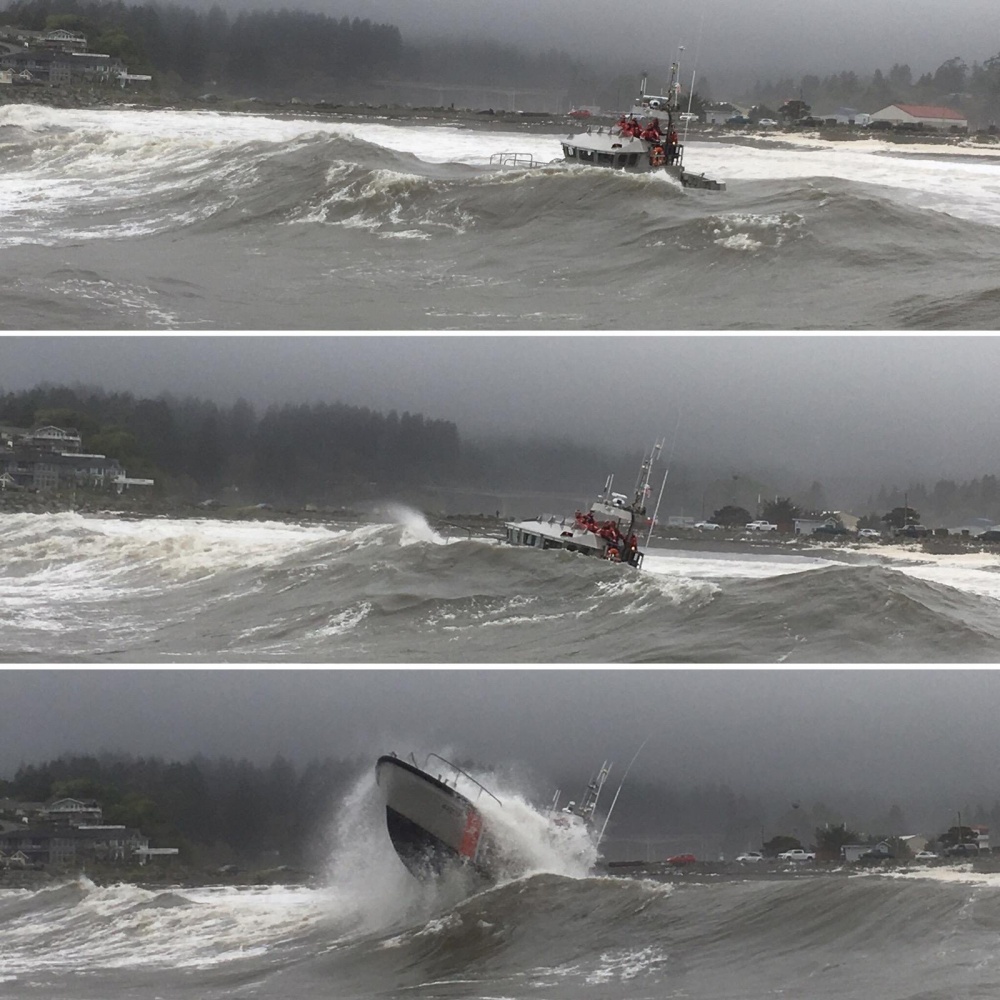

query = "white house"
41;797;103;826
666;515;696;527
24;425;82;452
869;103;968;129
43;29;87;51
794;517;836;536
704;104;742;125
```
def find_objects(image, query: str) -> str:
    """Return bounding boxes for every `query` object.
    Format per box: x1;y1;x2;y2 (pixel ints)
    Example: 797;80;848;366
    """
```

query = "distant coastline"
6;854;1000;892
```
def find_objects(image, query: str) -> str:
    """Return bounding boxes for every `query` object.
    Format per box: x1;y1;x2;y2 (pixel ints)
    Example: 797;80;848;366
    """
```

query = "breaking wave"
4;511;1000;661
6;865;1000;998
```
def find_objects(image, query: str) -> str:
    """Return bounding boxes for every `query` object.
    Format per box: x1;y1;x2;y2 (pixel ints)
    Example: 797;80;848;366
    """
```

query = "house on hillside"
69;51;126;82
75;825;149;862
0;825;149;865
0;448;126;491
42;29;87;52
869;103;968;130
0;49;73;86
0;424;146;493
42;797;103;827
23;425;82;452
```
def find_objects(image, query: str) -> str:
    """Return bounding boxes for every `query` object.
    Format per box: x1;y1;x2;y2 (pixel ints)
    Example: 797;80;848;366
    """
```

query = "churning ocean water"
5;767;1000;1000
3;103;1000;328
4;508;1000;661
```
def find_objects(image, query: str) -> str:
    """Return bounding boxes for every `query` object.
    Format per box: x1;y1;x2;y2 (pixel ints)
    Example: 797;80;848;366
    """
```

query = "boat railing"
489;152;542;169
424;753;503;807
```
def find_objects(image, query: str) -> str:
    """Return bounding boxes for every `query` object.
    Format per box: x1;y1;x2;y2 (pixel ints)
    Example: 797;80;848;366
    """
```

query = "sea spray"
321;768;470;932
384;503;448;546
323;755;600;933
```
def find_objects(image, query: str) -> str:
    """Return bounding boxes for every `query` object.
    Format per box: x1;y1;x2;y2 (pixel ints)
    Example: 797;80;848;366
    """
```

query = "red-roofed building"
870;103;968;130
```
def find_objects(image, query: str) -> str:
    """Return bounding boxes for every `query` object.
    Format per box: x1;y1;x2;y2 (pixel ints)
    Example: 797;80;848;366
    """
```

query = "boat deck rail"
489;151;543;169
421;752;503;807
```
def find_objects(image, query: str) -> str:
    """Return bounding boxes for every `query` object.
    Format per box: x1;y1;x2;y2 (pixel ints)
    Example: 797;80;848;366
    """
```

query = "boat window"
597;152;614;165
627;153;639;166
563;145;576;157
578;148;594;162
616;154;630;167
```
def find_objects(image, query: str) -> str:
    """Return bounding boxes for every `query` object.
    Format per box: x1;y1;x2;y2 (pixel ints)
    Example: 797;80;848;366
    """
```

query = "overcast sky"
219;0;999;86
4;669;1000;811
2;334;999;497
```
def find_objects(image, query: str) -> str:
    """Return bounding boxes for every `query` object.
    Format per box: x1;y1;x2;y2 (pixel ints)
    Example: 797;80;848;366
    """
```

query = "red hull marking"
459;809;483;858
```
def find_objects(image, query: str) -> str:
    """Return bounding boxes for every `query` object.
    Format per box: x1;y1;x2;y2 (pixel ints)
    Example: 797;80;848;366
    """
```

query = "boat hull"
375;755;496;881
503;515;644;567
561;126;725;190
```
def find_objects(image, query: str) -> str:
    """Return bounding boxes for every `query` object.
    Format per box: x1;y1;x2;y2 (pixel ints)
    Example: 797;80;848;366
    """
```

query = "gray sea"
4;509;1000;661
4;862;1000;1000
3;103;1000;329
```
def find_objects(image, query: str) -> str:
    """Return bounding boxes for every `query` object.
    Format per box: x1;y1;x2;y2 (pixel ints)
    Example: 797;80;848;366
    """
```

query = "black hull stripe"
385;806;494;882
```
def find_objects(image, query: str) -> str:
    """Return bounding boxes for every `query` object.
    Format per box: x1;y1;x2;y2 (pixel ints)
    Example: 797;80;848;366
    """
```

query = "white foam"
868;865;1000;887
0;512;343;583
384;504;450;546
474;786;598;880
585;945;668;982
7;105;1000;241
641;548;835;582
0;878;332;973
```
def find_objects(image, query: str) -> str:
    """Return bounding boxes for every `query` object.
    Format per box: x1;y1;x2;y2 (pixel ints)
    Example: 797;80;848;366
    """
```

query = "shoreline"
5;90;1000;160
5;855;1000;893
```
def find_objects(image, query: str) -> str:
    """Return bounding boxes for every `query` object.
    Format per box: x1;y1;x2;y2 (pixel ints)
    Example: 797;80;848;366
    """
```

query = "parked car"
678;112;699;122
894;524;931;538
736;851;765;862
944;843;981;857
666;853;697;865
859;847;895;861
694;521;722;530
865;120;894;130
746;520;778;531
913;850;939;861
777;848;816;861
858;528;882;539
813;523;848;536
978;528;1000;542
726;115;751;125
757;118;779;126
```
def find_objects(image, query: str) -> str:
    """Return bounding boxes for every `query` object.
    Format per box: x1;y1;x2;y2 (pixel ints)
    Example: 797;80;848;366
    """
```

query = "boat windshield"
423;753;503;807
